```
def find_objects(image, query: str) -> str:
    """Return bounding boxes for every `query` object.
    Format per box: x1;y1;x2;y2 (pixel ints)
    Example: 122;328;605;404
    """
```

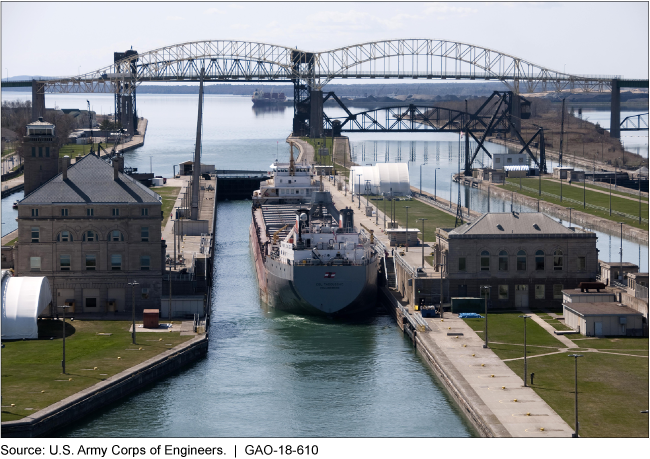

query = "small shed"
386;228;420;247
563;302;644;336
143;309;160;329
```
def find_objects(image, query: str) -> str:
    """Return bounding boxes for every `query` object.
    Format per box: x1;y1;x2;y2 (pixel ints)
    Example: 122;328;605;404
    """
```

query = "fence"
502;182;649;224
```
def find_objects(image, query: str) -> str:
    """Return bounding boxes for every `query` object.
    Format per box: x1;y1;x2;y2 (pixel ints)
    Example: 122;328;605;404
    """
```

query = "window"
85;254;96;270
31;147;36;157
141;288;150;300
578;257;586;272
507;157;512;163
60;254;71;271
112;208;119;216
553;284;564;300
480;251;490;271
498;285;509;300
458;257;466;272
30;257;41;271
519;157;524;163
495;158;500;163
38;147;43;157
141;227;149;242
45;147;50;157
535;250;545;271
87;208;94;216
498;251;508;271
85;298;97;308
110;230;124;242
83;230;96;242
516;250;527;271
31;227;40;243
111;254;122;270
140;255;150;271
553;249;564;271
61;208;68;217
535;285;545;299
57;230;73;242
31;208;38;217
141;208;149;216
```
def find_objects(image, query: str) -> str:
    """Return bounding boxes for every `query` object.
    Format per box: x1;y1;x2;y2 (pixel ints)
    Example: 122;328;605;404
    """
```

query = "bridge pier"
309;89;323;138
610;79;620;139
31;81;45;122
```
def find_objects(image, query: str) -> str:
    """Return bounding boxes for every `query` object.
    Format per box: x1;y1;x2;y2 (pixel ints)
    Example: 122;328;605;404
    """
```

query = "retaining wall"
1;334;208;438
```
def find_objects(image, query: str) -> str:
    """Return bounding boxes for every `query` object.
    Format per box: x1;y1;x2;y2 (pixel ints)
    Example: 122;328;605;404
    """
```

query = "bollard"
531;372;535;385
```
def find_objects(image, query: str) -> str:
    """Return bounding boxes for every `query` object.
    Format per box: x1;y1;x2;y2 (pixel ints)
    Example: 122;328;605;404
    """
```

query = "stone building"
434;212;598;308
21;118;60;196
14;153;164;315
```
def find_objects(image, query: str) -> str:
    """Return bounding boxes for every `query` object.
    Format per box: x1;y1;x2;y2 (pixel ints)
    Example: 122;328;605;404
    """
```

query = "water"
1;92;646;435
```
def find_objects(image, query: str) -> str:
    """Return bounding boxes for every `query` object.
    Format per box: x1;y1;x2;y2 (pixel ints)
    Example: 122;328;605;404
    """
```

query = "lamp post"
128;280;139;344
568;354;584;437
481;286;491;348
518;315;531;386
434;167;440;201
390;188;393;226
58;305;71;374
609;178;612;216
404;206;410;252
357;174;362;209
619;222;623;280
583;176;586;209
449;174;452;209
419;163;423;195
417;218;427;268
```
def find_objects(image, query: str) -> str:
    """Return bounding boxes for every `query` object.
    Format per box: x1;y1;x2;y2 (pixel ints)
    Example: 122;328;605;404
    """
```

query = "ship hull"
250;217;378;317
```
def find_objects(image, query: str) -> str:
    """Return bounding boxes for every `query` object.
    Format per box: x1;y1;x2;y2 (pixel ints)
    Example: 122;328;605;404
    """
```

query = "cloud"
306;10;370;24
204;8;224;15
372;13;420;30
425;5;478;15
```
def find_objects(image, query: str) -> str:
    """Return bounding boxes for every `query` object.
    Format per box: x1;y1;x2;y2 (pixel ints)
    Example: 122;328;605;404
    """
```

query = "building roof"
598;261;639;269
446;212;580;237
19;154;161;205
565;302;643;316
26;119;54;127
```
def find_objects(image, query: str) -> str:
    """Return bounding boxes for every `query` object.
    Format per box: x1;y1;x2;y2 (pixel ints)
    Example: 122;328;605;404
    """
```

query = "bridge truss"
620;113;649;131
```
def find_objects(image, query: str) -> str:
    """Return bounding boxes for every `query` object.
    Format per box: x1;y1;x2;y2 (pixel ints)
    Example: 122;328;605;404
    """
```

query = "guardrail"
502;182;649;224
635;284;649;300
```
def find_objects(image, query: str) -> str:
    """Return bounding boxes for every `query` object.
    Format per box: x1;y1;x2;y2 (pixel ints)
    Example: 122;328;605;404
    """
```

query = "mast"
191;68;204;220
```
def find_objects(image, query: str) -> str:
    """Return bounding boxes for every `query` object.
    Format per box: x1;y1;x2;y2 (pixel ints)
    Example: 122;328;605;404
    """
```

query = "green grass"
365;196;458;241
1;320;193;422
462;312;649;437
1;147;15;158
151;186;181;228
581;181;649;202
500;178;648;230
58;143;113;159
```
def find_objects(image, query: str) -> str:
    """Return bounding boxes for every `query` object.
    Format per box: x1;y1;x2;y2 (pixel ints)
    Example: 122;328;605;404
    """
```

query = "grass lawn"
581;181;649;202
58;143;113;159
462;312;649;437
1;319;193;422
151;186;181;228
1;148;15;158
500;178;648;230
365;196;458;241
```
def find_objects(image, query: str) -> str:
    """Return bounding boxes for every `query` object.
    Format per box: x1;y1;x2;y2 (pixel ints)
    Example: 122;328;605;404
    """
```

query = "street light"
128;280;139;344
434;167;440;201
568;354;584;437
419;163;424;195
403;206;410;252
357;174;362;209
417;218;427;269
58;305;71;374
518;315;531;386
481;286;491;348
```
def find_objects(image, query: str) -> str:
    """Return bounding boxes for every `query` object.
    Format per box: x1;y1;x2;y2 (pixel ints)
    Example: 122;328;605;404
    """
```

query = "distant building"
14;154;164;316
492;153;528;170
20;118;60;196
435;212;598;308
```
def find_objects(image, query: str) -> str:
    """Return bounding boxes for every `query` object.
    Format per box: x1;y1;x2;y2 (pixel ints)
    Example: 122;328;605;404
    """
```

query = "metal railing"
635;283;649;300
502;182;649;224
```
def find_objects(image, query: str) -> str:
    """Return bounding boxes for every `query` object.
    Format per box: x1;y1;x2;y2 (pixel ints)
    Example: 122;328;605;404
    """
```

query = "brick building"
14;153;164;315
435;212;598;308
21;118;60;196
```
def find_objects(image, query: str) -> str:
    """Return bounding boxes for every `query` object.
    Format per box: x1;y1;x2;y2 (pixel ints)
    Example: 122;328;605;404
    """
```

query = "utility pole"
418;218;427;268
559;98;565;167
128;280;139;344
569;354;584;437
404;206;410;252
519;315;530;386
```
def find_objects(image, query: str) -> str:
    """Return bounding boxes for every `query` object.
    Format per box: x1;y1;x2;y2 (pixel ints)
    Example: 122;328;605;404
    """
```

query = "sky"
1;1;648;80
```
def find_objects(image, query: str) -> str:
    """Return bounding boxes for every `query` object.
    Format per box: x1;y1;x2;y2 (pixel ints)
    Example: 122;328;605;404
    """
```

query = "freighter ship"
251;88;288;106
250;146;379;316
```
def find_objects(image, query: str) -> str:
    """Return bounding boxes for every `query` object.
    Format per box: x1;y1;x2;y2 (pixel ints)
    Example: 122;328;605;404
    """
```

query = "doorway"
515;284;529;308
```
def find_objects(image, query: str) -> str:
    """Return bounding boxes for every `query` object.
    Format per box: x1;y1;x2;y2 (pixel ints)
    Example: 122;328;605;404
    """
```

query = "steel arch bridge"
35;38;621;94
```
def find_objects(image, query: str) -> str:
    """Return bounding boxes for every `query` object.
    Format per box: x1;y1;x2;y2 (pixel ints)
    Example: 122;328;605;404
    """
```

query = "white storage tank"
152;177;164;186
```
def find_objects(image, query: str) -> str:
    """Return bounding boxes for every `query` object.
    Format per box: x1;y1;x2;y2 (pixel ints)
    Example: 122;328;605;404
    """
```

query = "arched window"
108;230;124;242
554;249;564;271
83;230;97;242
480;251;490;271
56;230;73;242
498;250;508;271
517;250;527;271
535;250;545;271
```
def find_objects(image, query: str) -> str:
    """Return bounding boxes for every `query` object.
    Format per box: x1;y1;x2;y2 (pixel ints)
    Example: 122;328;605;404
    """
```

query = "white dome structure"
1;270;52;340
349;163;410;196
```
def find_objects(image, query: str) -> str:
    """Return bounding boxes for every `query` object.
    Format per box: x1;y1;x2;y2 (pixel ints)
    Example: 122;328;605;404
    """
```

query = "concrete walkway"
523;312;579;348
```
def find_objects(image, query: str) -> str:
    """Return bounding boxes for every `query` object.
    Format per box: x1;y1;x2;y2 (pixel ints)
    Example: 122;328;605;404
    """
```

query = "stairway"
384;256;396;289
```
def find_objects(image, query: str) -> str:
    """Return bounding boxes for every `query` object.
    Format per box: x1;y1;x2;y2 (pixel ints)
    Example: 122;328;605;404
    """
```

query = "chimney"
113;156;123;180
62;155;70;180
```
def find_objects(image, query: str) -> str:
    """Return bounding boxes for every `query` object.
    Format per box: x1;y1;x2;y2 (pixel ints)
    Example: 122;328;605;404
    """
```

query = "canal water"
1;90;646;436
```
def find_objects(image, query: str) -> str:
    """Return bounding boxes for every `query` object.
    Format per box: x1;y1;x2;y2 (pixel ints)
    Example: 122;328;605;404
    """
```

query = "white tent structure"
349;163;411;196
1;270;52;340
